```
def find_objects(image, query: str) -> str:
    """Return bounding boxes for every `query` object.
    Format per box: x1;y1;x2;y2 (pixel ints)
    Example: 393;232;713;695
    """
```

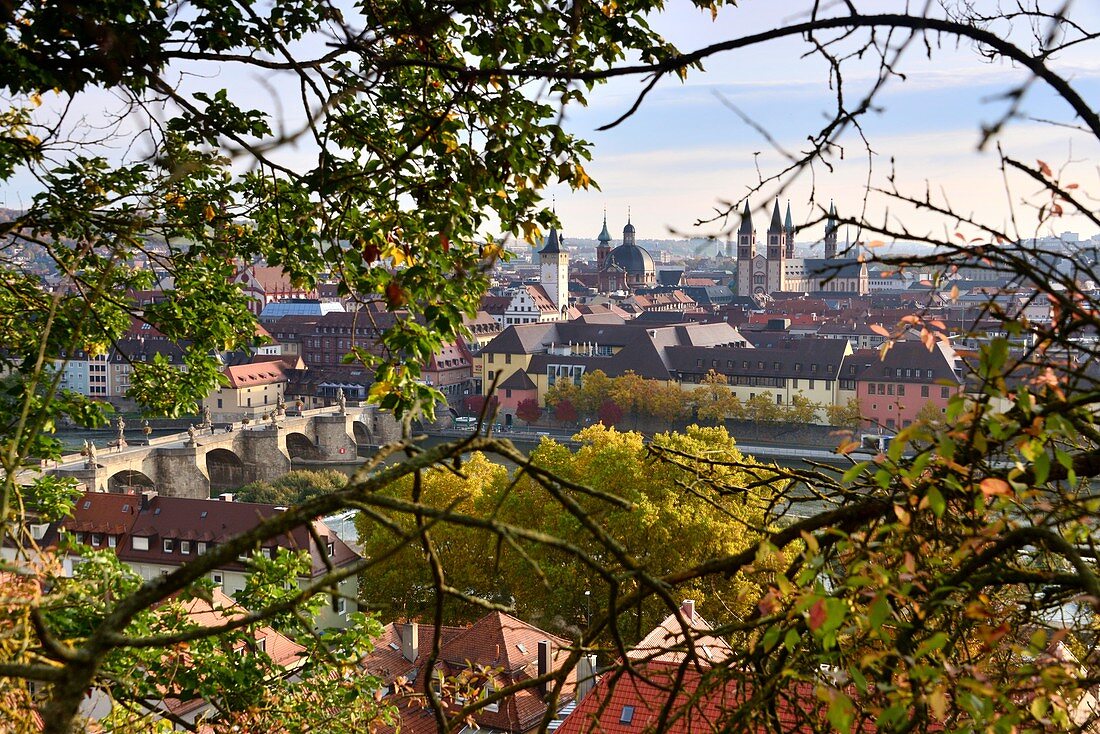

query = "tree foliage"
235;470;349;506
357;425;780;637
514;398;543;425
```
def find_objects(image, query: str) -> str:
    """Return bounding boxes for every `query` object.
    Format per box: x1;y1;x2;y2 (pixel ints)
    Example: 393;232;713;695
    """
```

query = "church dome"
607;242;654;276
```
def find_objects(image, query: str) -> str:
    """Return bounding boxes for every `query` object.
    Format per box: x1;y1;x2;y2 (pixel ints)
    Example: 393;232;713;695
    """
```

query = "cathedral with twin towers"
732;199;868;297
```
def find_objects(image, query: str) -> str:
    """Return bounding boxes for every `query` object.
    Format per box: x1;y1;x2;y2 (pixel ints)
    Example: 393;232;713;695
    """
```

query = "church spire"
784;201;795;259
768;199;783;233
767;199;784;262
824;200;838;259
597;208;611;244
738;200;753;235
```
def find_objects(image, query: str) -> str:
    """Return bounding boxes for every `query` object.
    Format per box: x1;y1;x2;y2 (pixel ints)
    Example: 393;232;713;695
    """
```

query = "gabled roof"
498;370;537;391
628;601;733;667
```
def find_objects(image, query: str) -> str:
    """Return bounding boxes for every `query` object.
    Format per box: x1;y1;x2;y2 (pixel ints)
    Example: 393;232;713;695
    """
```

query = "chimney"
681;599;695;621
576;654;597;702
219;493;234;502
401;622;419;663
537;640;552;695
139;490;157;510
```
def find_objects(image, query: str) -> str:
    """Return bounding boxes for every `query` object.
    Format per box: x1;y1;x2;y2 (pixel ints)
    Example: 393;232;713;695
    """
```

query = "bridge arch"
206;448;246;492
108;469;155;493
352;420;373;446
285;431;322;460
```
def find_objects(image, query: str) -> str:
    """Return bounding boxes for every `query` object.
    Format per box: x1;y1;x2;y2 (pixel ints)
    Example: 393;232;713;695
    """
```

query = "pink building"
855;341;962;431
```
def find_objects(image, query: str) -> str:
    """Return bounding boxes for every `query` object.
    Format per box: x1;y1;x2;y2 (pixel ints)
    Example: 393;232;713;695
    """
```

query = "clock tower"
539;226;569;318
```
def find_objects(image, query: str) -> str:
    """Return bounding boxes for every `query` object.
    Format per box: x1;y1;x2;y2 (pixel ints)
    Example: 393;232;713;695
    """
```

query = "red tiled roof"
223;362;286;388
556;662;841;734
627;601;733;667
365;612;576;734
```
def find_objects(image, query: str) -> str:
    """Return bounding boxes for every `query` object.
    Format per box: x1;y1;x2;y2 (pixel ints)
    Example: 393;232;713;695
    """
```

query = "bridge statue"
116;416;126;450
84;440;97;469
337;388;347;416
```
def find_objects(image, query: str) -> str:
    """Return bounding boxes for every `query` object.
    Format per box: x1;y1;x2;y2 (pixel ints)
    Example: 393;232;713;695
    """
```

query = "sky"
3;1;1098;247
543;1;1100;245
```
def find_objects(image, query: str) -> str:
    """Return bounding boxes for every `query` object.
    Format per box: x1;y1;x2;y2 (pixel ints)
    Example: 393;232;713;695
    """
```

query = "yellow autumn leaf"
368;381;394;401
203;205;216;222
520;221;542;245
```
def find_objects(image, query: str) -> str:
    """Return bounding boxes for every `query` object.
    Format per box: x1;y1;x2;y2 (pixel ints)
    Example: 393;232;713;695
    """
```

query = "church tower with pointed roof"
735;201;757;297
824;200;838;259
765;199;787;293
784;201;795;259
596;211;612;271
539;225;569;317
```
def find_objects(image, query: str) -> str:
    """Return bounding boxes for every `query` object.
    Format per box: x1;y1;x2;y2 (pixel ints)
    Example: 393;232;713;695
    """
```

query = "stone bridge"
48;407;400;499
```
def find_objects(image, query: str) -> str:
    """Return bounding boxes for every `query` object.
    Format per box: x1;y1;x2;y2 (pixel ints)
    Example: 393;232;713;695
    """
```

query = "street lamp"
584;589;591;626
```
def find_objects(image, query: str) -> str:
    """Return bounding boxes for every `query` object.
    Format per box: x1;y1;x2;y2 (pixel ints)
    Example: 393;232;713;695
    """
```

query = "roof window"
620;706;635;724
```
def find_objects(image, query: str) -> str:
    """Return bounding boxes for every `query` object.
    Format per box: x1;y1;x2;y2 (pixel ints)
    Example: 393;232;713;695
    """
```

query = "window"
921;385;929;398
776;394;782;405
132;536;149;551
217;398;223;408
91;533;102;546
791;379;798;389
941;387;950;398
197;541;207;554
808;379;814;390
488;370;495;380
262;547;272;559
108;535;117;548
163;538;173;553
887;384;894;395
327;542;336;557
620;706;635;724
180;541;191;555
898;384;905;396
431;669;443;696
212;573;223;586
483;681;499;712
506;354;512;364
333;596;347;615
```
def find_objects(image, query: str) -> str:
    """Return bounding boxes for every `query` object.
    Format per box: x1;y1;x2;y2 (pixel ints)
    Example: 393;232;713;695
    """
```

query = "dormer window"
482;681;499;712
163;538;173;553
327;542;335;557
